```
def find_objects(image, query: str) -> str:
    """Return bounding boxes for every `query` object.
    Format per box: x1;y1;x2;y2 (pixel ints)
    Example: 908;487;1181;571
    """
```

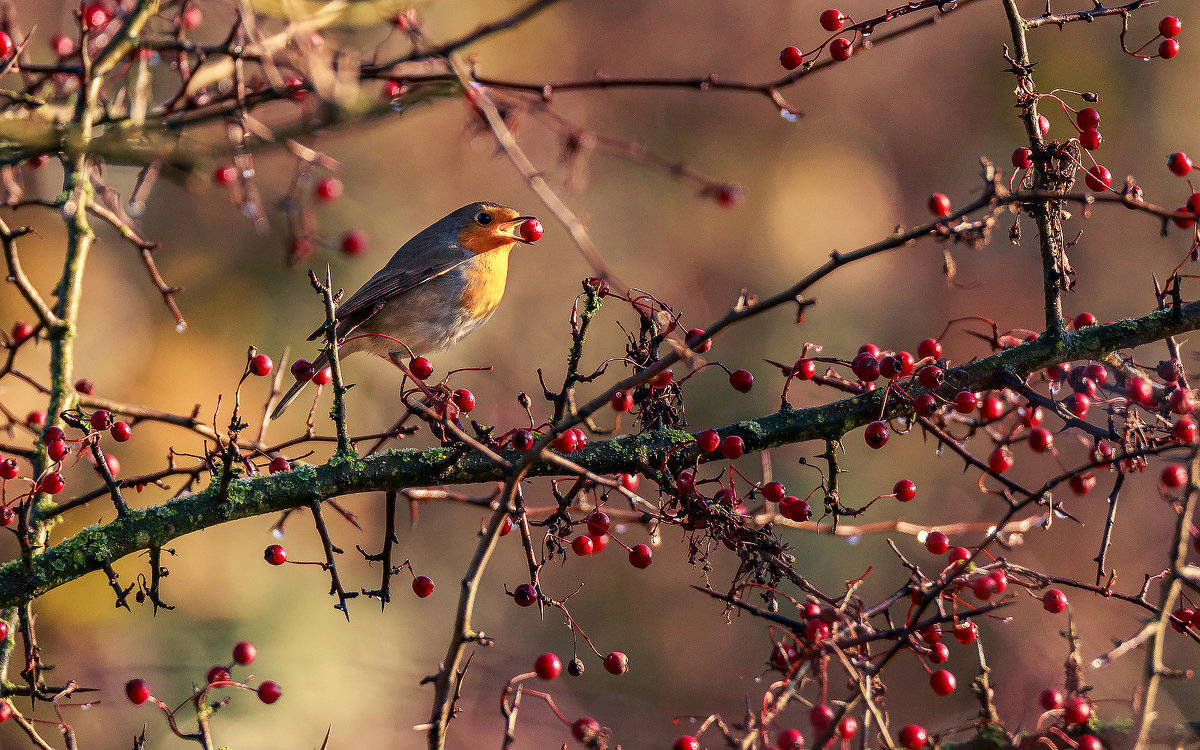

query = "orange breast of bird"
458;247;511;320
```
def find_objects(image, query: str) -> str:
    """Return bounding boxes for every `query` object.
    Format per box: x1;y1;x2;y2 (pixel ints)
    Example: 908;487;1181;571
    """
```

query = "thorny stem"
311;269;353;458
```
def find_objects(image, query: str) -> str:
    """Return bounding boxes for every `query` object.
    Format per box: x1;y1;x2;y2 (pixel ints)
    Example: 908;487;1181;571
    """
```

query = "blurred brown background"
2;0;1198;747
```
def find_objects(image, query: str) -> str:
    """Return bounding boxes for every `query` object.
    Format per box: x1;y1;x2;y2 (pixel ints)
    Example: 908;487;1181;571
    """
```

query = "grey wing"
306;255;470;341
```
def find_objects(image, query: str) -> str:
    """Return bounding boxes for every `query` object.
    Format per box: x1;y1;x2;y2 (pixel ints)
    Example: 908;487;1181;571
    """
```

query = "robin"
271;201;542;418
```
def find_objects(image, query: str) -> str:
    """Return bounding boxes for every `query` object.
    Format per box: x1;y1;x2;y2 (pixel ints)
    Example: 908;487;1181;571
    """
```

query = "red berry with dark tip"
250;354;273;376
1076;107;1100;130
629;544;653;568
513;583;537;606
864;421;888;449
290;359;313;383
1085;165;1112;191
603;651;629;675
207;665;230;684
928;193;951;217
264;544;287;565
720;435;745;459
953;391;977;414
611;390;633;412
572;718;601;743
1168;152;1192;176
793;358;816;380
0;459;17;480
1028;427;1053;453
40;472;65;494
409;357;433;380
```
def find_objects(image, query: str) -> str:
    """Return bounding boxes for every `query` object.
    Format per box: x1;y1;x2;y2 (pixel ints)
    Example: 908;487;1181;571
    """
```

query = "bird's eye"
475;212;493;226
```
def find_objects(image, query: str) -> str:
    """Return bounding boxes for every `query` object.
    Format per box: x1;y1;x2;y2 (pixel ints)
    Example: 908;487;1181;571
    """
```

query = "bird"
270;201;542;418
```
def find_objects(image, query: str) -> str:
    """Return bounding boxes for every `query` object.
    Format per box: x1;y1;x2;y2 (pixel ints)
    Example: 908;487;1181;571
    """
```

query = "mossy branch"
1;301;1199;608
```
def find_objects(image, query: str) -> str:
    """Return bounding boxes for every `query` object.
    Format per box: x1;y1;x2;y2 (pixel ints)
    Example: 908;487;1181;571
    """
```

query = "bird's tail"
270;351;329;419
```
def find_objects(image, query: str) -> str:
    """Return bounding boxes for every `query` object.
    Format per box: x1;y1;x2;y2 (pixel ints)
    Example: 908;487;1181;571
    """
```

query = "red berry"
780;46;804;70
1189;192;1200;215
213;165;237;185
534;652;562;679
837;717;858;739
340;229;367;256
948;546;971;563
778;727;804;750
829;37;852;61
180;5;203;29
629;544;653;568
1169;152;1193;177
925;531;949;555
852;352;881;382
40;472;65;494
899;724;927;750
311;367;332;386
10;321;33;343
1076;107;1101;130
673;737;701;750
500;516;514;536
984;444;1012;472
410;357;434;380
47;439;69;462
1039;688;1063;710
1028;427;1053;453
820;8;845;31
554;430;581;454
571;534;594;556
649;368;674;388
1161;464;1188;488
793;358;817;380
864;421;888;449
677;470;696;493
1159;39;1180;59
588;532;609;553
930;669;956;696
1160;16;1182;38
264;544;287;565
314;177;343;202
519;218;544;242
51;33;75;57
917;338;942;360
84;3;111;29
290;359;313;382
810;703;836;730
1042;589;1068;613
893;479;916;502
1085;165;1112;191
780;496;811;522
257;680;282;704
0;459;17;480
100;454;120;477
1174;207;1195;230
451;388;476;413
696;429;721;453
953;391;977;414
74;377;95;395
412;575;435;598
41;426;63;445
603;651;629;675
1072;312;1097;330
572;718;601;743
917;365;943;389
268;456;290;474
1173;416;1199;443
513;583;537;606
720;435;745;459
1065;393;1090;418
762;481;786;503
246;354;272;377
1171;389;1198;416
928;193;952;217
971;575;996;601
1064;697;1091;724
928;641;950;664
920;624;943;644
1079;128;1102;151
1037;114;1051;136
1070;472;1097;495
611;390;633;412
914;393;938;418
125;678;151;705
1012;147;1034;169
953;620;977;644
233;641;256;665
207;665;230;684
729;369;754;393
1079;736;1103;750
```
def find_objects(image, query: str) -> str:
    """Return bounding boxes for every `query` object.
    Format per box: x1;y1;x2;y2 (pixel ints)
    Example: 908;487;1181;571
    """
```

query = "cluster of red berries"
779;8;854;72
1155;15;1182;59
533;649;629;681
127;641;281;709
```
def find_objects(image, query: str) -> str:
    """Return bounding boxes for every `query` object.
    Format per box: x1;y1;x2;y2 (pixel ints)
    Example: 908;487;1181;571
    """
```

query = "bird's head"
450;202;542;255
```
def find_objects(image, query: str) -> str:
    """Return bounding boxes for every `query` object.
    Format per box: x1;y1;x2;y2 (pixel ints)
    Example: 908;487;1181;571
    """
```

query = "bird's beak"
496;216;540;244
